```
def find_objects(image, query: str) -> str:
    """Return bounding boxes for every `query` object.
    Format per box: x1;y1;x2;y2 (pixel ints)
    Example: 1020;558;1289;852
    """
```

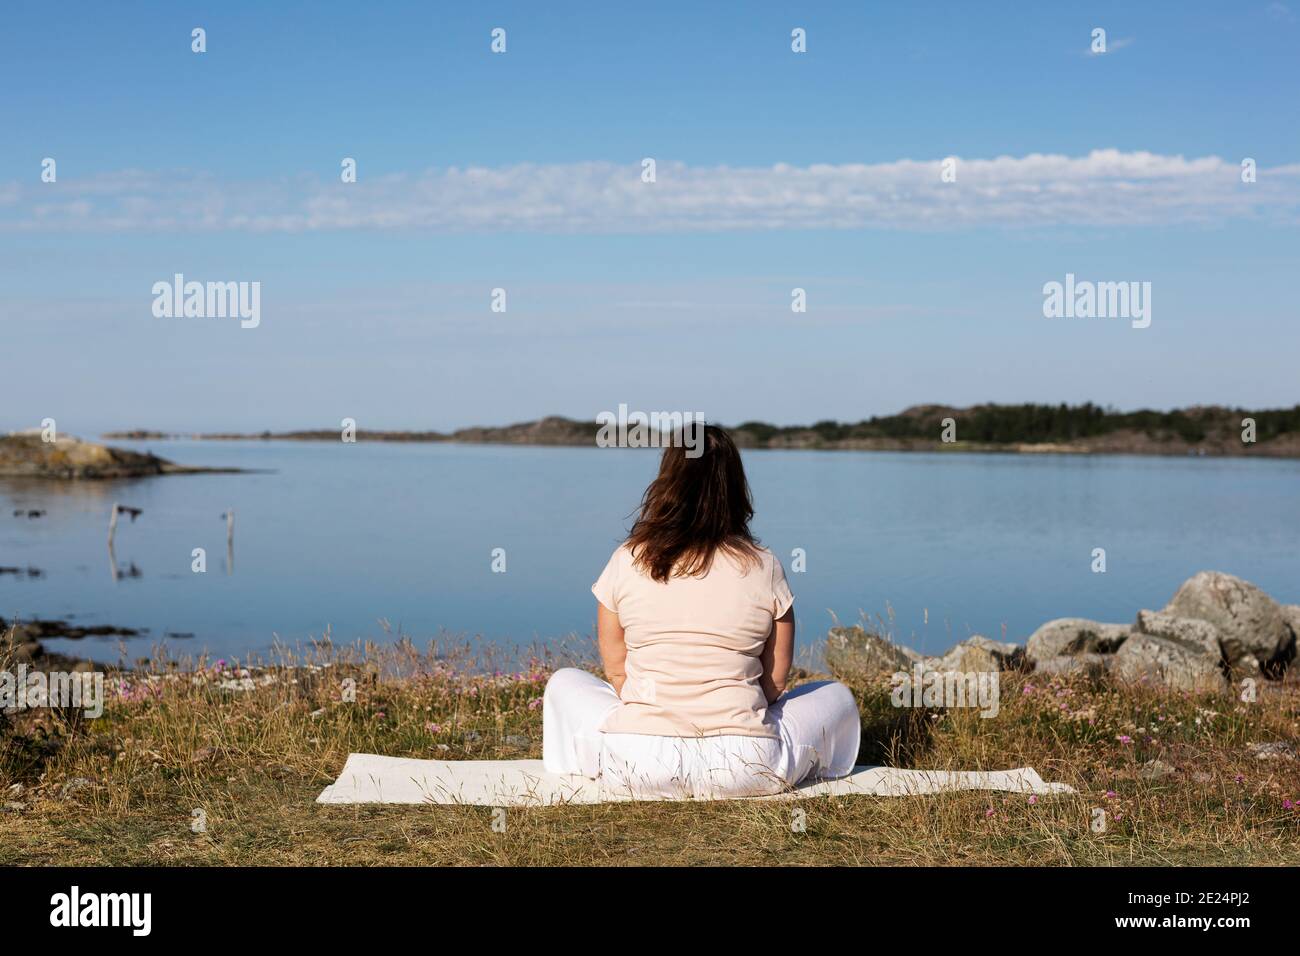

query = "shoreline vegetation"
104;402;1300;458
3;570;1298;866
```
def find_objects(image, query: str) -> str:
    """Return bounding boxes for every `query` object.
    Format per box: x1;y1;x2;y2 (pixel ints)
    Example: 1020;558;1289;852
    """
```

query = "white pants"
542;668;861;799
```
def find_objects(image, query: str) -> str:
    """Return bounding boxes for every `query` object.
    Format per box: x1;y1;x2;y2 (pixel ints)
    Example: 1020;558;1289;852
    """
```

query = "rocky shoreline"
9;570;1295;696
0;617;126;672
0;433;245;480
824;571;1297;693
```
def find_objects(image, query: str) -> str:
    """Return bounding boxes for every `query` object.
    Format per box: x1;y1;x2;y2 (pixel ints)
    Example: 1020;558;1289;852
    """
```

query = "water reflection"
0;474;155;505
107;541;142;582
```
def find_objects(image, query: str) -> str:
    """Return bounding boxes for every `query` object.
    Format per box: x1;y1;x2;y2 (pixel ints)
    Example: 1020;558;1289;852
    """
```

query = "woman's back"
593;543;793;738
543;424;859;797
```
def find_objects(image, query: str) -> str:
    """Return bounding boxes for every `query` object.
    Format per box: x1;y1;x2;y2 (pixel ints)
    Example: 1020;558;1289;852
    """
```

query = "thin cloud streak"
3;151;1296;235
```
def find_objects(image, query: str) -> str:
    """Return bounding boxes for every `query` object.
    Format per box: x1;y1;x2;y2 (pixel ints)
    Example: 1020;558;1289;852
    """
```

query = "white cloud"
1266;3;1295;23
0;151;1295;235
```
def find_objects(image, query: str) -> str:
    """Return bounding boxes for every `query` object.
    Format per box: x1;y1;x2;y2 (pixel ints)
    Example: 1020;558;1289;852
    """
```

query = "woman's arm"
596;601;628;696
759;606;795;704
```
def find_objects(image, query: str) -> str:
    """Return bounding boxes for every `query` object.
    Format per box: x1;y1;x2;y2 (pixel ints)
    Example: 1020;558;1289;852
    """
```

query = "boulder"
925;635;1023;673
1033;653;1109;679
1026;618;1129;662
1281;605;1300;641
1273;606;1300;675
1134;610;1223;660
1111;633;1228;693
1163;572;1289;667
824;626;920;678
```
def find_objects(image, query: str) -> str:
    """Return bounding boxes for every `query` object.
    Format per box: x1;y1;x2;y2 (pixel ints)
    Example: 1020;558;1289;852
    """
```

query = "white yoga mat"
316;754;1075;806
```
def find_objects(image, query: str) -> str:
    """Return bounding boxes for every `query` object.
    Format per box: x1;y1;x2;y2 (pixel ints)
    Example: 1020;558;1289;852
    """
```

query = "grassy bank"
3;640;1299;866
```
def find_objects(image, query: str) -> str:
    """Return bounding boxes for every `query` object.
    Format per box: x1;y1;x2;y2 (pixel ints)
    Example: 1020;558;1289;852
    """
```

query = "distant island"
103;403;1300;458
0;432;247;479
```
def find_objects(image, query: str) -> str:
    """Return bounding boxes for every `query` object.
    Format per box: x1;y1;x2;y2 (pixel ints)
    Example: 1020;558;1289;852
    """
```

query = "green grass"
3;639;1299;866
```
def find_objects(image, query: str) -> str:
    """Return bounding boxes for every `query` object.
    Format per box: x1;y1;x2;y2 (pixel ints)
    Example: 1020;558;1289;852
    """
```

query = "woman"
543;424;861;799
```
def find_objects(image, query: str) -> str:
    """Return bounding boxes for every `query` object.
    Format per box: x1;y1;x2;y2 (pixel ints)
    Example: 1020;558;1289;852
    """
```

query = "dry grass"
3;637;1299;866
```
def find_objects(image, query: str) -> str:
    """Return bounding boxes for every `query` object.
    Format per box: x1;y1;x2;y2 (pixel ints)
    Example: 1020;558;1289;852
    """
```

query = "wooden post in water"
107;503;120;582
225;508;235;575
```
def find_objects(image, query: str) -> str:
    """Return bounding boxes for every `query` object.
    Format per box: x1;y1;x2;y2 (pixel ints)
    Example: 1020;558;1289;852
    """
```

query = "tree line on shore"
732;402;1300;446
94;402;1300;454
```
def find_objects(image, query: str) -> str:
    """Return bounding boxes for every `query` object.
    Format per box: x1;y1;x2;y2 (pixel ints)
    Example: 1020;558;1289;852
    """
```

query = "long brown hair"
626;424;760;582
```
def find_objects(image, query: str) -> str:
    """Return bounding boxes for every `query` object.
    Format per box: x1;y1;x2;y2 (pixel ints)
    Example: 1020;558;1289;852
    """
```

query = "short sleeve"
592;547;622;613
771;553;794;617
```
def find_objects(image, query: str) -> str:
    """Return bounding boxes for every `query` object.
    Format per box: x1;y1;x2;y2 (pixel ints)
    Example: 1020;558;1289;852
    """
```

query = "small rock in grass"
1138;759;1178;780
1246;741;1296;761
60;777;94;797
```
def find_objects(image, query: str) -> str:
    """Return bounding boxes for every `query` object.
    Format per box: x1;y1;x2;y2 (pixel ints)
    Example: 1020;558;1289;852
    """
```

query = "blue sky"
1;1;1298;433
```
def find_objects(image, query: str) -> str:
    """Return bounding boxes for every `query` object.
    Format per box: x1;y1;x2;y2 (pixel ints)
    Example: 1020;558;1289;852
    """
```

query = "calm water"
2;440;1298;664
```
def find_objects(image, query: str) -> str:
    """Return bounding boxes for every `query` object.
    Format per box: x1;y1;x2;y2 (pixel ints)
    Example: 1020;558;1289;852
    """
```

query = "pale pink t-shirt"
592;543;795;739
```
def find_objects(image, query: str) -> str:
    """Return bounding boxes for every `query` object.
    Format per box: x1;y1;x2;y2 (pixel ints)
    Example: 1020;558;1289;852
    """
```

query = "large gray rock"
1026;618;1129;662
925;635;1023;673
1281;605;1300;640
1275;606;1300;675
1033;653;1109;679
1163;572;1289;666
1134;610;1223;660
824;626;920;678
1112;633;1228;693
